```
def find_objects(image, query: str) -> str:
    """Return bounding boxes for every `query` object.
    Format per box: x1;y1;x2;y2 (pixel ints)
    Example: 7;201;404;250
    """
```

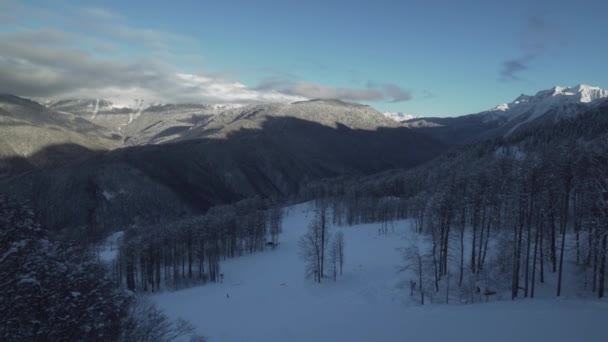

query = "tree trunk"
531;222;539;298
471;206;478;274
320;208;326;278
540;218;545;284
598;234;606;299
459;213;465;287
524;195;533;297
477;205;487;271
557;181;571;297
550;210;557;273
418;254;424;305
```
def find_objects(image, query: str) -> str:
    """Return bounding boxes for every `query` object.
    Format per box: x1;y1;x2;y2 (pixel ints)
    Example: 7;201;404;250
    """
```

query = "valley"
2;3;608;339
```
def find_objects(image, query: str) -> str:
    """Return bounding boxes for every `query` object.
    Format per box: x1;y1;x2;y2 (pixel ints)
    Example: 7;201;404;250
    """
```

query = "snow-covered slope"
47;97;245;144
404;84;608;144
493;84;608;117
0;95;121;178
153;202;608;342
48;98;140;133
488;84;608;135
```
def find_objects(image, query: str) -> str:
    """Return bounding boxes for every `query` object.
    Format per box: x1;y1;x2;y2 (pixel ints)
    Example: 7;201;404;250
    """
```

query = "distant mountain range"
1;84;606;237
0;97;444;235
403;84;608;144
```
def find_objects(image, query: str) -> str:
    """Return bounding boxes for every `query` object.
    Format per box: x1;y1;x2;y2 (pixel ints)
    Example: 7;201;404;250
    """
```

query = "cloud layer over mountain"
0;1;412;105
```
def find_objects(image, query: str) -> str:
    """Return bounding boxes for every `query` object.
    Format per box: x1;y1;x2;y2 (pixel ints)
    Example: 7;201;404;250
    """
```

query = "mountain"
0;98;445;236
404;84;608;144
382;111;419;122
48;98;243;145
120;103;242;145
174;99;405;141
0;95;121;178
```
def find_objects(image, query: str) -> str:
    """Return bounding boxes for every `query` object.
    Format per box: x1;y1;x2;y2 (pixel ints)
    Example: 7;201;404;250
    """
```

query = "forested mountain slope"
0;100;445;238
0;95;121;178
300;100;608;299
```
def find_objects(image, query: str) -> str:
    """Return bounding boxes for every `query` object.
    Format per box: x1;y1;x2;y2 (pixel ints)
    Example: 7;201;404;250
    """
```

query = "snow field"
153;202;608;342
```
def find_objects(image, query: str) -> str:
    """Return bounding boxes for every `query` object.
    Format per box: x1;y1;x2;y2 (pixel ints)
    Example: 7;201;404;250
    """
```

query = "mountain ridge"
403;84;608;144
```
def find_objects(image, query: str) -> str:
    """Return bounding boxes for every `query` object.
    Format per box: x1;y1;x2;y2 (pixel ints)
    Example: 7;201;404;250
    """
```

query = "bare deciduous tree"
299;207;330;283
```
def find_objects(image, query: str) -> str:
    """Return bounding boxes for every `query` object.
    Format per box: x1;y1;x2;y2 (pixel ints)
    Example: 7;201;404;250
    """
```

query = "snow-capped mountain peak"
489;84;607;119
382;111;420;122
491;103;510;112
487;84;608;136
533;84;608;103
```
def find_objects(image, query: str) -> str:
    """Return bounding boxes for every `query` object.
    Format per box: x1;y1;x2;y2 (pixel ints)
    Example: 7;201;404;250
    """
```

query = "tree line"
115;197;284;292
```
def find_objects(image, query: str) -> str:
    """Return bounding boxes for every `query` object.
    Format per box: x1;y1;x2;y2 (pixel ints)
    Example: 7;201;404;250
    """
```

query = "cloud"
0;3;412;105
500;55;534;81
381;83;412;102
257;78;412;103
0;28;309;104
500;15;559;81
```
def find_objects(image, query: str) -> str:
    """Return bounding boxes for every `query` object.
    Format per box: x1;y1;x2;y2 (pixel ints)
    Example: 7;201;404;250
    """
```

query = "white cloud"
0;3;412;105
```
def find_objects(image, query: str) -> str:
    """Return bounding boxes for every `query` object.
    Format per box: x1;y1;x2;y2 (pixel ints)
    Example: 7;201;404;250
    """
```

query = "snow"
491;103;510;112
90;98;99;120
97;231;123;263
127;99;145;125
102;190;115;201
473;84;608;137
152;202;608;342
382;111;419;122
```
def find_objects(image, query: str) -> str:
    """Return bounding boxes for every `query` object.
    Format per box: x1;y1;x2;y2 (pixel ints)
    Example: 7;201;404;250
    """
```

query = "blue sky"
1;0;607;116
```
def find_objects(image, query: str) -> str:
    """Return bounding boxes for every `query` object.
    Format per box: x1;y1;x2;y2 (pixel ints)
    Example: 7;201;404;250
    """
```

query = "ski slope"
153;202;608;342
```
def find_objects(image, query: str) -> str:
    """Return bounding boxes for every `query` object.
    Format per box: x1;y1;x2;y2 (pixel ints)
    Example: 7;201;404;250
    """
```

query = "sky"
1;0;607;117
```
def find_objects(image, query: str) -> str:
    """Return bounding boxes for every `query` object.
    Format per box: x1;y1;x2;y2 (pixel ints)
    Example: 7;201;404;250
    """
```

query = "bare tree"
119;297;204;342
299;209;330;283
592;155;608;298
330;239;338;281
334;231;345;276
400;239;426;305
268;206;283;246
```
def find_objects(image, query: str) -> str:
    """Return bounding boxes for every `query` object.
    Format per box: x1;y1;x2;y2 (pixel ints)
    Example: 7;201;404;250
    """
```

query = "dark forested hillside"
0;115;444;239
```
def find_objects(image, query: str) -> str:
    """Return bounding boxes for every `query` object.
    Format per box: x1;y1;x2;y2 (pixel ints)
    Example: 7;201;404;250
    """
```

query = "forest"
298;108;608;303
114;197;284;292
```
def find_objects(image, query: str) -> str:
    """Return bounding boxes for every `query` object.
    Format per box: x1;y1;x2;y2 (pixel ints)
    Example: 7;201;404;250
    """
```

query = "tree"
400;239;426;305
299;208;330;283
118;297;204;342
0;196;206;341
268;206;283;246
334;231;345;276
592;154;608;298
330;239;338;281
329;231;346;281
0;197;127;341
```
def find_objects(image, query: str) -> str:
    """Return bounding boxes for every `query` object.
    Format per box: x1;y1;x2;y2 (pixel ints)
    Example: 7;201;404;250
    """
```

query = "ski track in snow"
153;202;608;342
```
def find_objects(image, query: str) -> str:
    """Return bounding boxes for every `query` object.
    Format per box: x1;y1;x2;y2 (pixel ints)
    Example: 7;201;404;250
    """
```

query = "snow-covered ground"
153;202;608;342
96;230;123;263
